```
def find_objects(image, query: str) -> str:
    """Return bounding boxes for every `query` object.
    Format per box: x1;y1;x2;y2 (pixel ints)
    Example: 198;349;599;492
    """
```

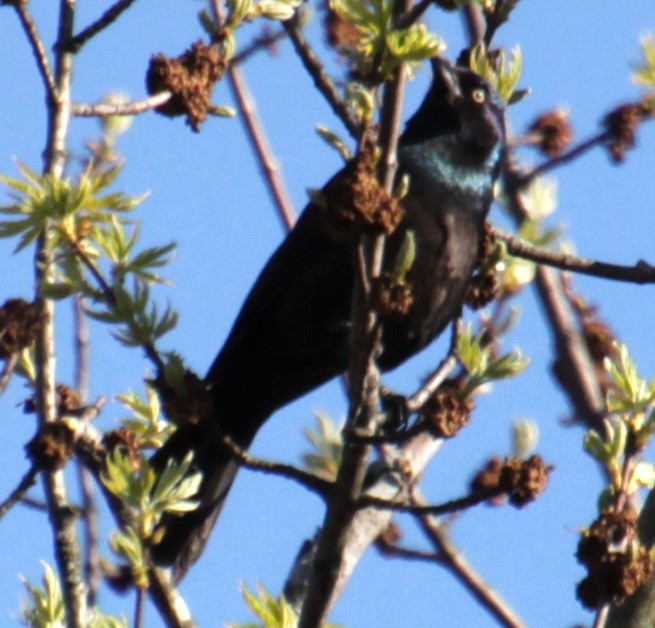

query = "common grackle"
151;57;506;578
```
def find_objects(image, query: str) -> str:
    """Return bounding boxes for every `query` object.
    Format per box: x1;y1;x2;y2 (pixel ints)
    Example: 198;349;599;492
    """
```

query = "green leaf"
316;125;352;162
633;33;655;87
301;413;343;481
20;561;66;628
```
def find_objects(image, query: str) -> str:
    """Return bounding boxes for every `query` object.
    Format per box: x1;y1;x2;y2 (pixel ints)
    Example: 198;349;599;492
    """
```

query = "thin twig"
72;92;172;117
515;131;611;188
65;0;140;53
134;586;146;628
283;18;360;139
73;296;101;607
394;0;432;30
12;2;58;102
358;486;504;515
210;0;296;231
504;166;605;430
407;319;461;411
0;353;19;398
220;435;332;497
415;498;525;628
376;542;438;562
232;26;288;67
0;465;39;520
492;225;655;285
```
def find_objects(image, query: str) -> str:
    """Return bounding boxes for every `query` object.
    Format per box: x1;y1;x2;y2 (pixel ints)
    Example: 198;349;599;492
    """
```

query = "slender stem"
0;465;39;520
72;92;172;117
210;0;296;231
283;18;360;139
73;296;100;606
358;485;504;515
12;2;58;102
407;320;460;412
65;0;140;53
220;435;331;496
134;586;146;628
492;225;655;285
0;352;19;398
232;26;288;67
416;502;525;628
516;131;611;188
37;2;87;625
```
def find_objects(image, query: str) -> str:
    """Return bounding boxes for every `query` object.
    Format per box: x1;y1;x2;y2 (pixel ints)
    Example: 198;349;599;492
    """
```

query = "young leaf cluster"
330;0;444;79
87;281;178;350
301;413;344;482
229;582;341;628
0;162;178;356
101;448;201;584
117;385;175;449
101;448;201;539
456;323;529;397
633;33;655;88
583;344;655;496
20;561;127;627
469;43;522;104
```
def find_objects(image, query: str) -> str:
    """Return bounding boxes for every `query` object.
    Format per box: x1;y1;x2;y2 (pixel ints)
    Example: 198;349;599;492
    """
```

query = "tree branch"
358;485;504;515
504;166;606;430
0;464;39;520
12;2;58;103
0;352;19;399
492;225;655;285
36;1;87;624
299;35;409;625
220;435;332;497
283;18;360;140
209;0;296;231
65;0;140;53
72;91;172;117
415;499;525;628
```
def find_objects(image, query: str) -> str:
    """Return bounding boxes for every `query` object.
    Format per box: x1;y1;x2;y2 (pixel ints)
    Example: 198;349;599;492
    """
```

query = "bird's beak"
430;56;462;106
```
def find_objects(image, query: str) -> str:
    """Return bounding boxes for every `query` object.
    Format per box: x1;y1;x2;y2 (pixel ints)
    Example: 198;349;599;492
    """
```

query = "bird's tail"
149;421;255;582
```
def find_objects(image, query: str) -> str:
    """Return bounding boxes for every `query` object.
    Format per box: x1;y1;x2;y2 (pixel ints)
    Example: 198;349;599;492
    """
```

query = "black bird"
151;57;506;578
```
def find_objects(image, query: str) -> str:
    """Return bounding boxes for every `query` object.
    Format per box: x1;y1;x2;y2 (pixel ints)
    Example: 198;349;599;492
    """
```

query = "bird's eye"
470;88;486;104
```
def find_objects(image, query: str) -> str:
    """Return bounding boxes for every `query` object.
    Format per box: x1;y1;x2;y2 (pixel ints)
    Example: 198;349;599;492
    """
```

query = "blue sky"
1;1;654;626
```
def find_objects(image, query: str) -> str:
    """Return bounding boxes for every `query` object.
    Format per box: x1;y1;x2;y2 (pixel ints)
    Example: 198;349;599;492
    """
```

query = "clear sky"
1;1;654;626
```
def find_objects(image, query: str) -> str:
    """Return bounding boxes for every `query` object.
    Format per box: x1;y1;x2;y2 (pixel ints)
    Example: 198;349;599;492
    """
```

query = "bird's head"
401;56;506;172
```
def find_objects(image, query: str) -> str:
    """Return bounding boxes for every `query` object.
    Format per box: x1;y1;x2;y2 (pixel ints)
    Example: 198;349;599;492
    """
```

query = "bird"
150;56;506;579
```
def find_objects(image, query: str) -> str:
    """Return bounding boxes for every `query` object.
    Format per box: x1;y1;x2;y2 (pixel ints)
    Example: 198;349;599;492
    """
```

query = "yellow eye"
470;88;486;104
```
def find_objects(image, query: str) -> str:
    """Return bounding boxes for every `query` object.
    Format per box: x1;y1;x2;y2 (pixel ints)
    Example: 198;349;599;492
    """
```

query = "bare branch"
0;352;19;398
209;0;296;231
0;465;39;520
358;486;504;515
65;0;140;53
492;225;655;285
504;166;606;430
38;3;88;622
515;131;611;188
283;18;360;139
415;499;525;628
72;92;172;117
407;319;461;412
232;26;288;67
220;435;332;497
12;2;58;102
